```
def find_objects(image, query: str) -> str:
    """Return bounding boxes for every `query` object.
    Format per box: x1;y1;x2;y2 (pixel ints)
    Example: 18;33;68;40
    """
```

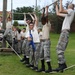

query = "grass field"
0;33;75;75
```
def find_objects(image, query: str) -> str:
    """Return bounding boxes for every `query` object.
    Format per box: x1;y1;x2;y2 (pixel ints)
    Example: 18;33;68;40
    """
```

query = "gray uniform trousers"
30;43;40;67
3;28;13;47
17;40;21;54
56;30;69;64
13;42;18;53
40;39;51;62
21;39;26;54
25;40;31;58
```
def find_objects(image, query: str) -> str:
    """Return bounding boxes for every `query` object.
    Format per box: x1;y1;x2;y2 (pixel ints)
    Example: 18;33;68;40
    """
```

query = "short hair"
29;22;34;26
18;28;21;33
68;4;75;9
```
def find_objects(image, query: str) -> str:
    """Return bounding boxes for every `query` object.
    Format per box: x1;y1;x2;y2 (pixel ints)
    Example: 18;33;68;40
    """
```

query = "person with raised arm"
25;13;40;71
37;6;52;73
53;0;75;72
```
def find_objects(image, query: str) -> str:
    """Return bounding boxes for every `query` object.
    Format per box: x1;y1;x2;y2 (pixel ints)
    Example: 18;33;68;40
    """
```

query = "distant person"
21;28;26;54
12;27;18;51
38;27;42;40
3;12;13;47
6;12;12;29
17;28;22;54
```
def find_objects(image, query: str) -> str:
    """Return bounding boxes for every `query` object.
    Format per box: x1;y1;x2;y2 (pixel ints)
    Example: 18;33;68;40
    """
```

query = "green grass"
18;25;26;30
0;33;75;75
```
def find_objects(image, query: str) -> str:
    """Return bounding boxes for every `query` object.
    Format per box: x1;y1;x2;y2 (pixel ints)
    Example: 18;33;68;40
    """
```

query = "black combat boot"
45;62;52;73
20;55;26;62
37;59;45;72
53;63;67;72
25;58;30;66
32;66;38;71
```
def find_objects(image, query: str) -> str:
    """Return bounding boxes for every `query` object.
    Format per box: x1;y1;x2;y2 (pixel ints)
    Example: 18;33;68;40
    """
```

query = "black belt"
41;39;50;42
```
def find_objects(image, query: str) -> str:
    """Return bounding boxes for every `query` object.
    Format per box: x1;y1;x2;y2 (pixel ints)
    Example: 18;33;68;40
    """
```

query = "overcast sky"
0;0;75;11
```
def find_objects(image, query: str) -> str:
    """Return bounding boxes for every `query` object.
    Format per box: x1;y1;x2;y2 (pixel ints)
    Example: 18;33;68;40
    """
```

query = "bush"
13;21;18;27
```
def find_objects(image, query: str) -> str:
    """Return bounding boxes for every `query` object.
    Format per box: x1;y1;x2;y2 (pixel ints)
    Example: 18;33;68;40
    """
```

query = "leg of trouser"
20;40;23;54
40;41;44;60
40;41;44;67
53;31;69;72
44;40;51;62
43;40;52;73
15;43;18;53
25;41;30;57
30;46;34;65
37;42;45;72
18;41;21;54
25;41;30;64
56;31;69;64
12;40;15;49
34;43;40;67
21;40;27;62
22;40;26;54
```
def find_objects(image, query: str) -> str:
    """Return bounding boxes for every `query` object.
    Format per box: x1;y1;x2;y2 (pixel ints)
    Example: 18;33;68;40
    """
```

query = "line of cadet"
0;0;74;73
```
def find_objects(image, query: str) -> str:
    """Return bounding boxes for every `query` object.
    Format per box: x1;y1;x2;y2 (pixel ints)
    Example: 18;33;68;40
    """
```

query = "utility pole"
11;0;13;22
35;0;37;13
35;0;37;10
2;0;7;47
3;0;7;29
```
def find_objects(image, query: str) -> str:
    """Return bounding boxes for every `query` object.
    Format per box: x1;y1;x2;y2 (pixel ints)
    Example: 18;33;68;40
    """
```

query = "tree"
13;6;34;20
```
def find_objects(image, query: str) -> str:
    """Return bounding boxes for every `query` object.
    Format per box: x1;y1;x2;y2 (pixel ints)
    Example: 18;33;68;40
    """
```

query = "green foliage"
13;21;18;26
49;13;63;33
13;6;34;20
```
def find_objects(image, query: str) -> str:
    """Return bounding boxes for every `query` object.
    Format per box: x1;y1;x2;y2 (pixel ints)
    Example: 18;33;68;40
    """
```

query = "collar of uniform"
31;29;34;32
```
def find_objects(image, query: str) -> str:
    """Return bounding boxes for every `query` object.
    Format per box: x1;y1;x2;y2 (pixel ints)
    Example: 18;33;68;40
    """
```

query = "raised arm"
8;12;12;19
42;8;45;17
24;13;30;26
24;13;26;22
59;0;68;14
55;2;67;17
29;13;35;22
33;13;38;26
45;6;48;17
45;6;49;23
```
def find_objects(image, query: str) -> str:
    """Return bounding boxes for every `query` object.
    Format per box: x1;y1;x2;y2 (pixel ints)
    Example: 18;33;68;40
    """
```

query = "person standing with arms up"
54;0;75;72
37;6;52;73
